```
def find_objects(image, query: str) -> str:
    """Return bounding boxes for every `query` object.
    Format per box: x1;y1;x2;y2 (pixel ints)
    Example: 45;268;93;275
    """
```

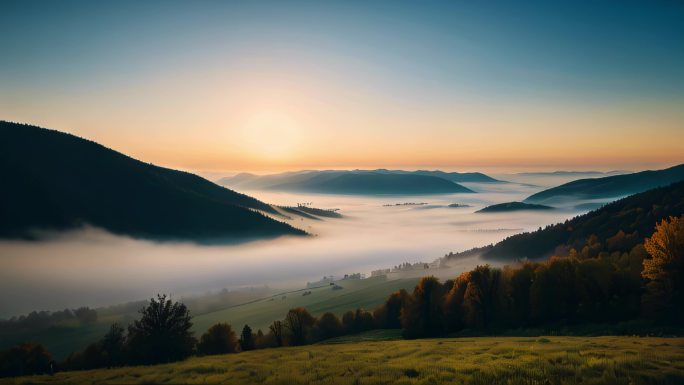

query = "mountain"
218;170;480;194
217;170;325;191
375;169;504;183
524;164;684;204
469;181;684;260
476;202;554;213
271;172;474;195
516;170;628;177
0;121;305;241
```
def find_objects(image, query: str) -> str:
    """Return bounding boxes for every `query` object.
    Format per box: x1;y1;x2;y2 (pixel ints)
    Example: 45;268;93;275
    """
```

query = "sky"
1;0;683;173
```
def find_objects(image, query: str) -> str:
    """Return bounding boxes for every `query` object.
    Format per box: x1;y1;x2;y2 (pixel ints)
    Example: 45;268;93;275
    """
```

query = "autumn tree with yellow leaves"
642;215;684;321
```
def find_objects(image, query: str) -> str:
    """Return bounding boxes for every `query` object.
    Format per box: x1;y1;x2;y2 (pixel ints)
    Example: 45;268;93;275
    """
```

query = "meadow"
3;335;682;385
191;276;420;334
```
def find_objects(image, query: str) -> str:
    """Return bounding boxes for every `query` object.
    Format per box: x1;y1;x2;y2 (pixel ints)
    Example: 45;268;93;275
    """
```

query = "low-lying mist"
0;181;591;318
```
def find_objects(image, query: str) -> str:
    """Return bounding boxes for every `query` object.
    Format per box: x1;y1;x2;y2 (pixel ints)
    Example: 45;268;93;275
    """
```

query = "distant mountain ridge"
0;121;305;241
524;164;684;204
374;169;503;183
216;169;501;195
270;172;474;195
516;170;628;177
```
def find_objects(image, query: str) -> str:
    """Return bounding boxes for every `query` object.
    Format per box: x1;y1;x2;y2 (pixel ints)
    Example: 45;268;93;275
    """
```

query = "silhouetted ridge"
525;164;684;203
0;121;305;241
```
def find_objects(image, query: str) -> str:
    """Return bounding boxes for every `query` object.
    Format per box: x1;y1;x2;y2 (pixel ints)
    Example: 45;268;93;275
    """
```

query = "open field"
192;276;419;334
3;336;683;385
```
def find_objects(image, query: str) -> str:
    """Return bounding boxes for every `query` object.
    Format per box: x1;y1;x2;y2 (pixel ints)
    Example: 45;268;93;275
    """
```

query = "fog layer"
0;179;597;317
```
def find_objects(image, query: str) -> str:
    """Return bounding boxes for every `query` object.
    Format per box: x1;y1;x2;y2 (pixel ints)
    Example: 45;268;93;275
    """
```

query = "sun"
238;111;303;162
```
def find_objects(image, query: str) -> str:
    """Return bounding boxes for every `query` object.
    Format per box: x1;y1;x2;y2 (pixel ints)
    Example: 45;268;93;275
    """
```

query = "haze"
0;180;597;317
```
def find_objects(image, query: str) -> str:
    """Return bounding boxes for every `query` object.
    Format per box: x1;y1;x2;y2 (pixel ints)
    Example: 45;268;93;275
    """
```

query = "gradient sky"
1;0;683;173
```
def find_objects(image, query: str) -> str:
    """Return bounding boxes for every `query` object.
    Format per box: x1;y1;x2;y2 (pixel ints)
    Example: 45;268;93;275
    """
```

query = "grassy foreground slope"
4;336;683;385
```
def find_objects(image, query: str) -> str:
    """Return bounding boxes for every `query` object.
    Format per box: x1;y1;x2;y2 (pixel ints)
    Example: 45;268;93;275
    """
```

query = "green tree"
239;325;254;351
126;295;196;364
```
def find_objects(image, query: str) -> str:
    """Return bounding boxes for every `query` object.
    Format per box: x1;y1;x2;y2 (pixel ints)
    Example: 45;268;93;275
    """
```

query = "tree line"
0;307;97;332
1;215;682;378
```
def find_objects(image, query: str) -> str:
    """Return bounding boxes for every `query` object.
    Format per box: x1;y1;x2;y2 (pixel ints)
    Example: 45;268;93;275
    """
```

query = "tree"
239;325;255;351
401;276;446;338
0;343;53;378
315;312;343;341
462;265;502;329
101;323;125;367
503;263;534;327
268;320;284;347
197;323;238;356
352;309;375;333
642;215;684;321
462;281;484;328
254;329;267;349
341;310;356;334
443;273;469;332
284;308;316;346
74;307;98;325
529;258;579;325
126;294;196;364
373;289;408;329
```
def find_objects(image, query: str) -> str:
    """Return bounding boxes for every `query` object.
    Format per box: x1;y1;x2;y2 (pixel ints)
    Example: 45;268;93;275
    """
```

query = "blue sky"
1;0;683;171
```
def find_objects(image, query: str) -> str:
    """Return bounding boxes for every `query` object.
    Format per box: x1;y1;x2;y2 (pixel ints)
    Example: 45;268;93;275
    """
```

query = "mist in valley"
0;178;599;318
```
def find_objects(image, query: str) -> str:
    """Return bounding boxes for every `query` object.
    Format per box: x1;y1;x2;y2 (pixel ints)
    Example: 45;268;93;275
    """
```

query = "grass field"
3;336;683;385
191;276;419;334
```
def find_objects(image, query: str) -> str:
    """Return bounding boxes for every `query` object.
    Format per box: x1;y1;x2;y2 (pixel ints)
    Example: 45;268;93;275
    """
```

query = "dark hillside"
472;181;684;260
525;164;684;203
0;121;305;241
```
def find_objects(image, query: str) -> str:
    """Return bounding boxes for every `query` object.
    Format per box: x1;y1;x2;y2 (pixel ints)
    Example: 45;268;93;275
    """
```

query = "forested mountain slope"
0;121;305;241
